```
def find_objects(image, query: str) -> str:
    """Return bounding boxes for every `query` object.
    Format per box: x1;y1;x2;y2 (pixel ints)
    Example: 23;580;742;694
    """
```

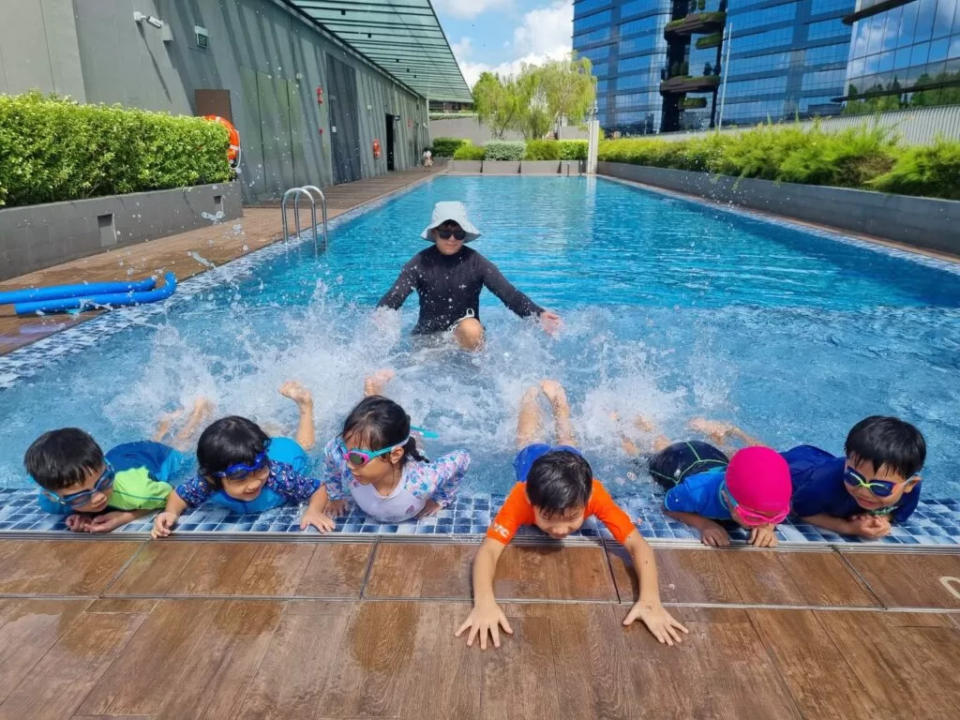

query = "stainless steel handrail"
300;185;329;251
281;185;329;254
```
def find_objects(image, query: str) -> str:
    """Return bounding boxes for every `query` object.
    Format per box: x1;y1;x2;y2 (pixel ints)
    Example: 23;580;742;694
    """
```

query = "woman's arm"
377;257;420;309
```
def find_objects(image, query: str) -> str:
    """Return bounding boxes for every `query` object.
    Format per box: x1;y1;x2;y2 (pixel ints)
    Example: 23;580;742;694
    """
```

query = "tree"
539;54;596;135
472;72;522;138
516;64;553;139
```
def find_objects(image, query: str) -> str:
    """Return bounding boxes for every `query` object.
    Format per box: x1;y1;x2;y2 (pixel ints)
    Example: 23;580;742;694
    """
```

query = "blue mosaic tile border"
2;488;959;546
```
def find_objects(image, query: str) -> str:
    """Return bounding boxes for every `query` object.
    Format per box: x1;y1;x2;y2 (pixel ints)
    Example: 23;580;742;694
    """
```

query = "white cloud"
433;0;514;20
451;1;572;87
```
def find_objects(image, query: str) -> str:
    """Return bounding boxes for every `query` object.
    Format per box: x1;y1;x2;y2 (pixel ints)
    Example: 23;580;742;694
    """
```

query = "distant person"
24;399;211;533
422;147;433;167
377;201;561;350
456;380;686;650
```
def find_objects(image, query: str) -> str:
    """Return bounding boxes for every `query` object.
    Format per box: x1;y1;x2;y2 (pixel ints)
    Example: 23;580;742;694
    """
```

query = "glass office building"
573;0;857;132
843;0;960;109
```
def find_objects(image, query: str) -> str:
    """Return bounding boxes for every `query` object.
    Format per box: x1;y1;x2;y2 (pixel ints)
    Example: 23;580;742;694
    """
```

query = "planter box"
598;162;960;254
483;160;520;175
520;160;560;175
448;160;483;174
0;182;242;280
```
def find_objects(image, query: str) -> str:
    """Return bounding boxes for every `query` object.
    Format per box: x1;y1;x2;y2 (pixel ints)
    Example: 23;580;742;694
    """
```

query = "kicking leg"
516;384;545;449
452;318;485;352
153;397;214;451
279;381;315;450
540;379;576;447
363;368;395;397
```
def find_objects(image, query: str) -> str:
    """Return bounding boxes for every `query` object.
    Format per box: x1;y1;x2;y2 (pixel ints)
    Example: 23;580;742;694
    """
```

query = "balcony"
664;12;726;38
660;74;721;94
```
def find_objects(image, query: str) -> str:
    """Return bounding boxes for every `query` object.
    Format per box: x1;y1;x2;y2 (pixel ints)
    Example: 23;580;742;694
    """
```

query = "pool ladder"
281;185;329;253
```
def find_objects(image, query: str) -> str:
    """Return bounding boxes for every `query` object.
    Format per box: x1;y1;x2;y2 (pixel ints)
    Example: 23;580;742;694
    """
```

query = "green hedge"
597;123;959;200
453;141;485;160
483;140;526;161
558;140;588;160
0;92;231;208
431;137;468;157
523;139;588;160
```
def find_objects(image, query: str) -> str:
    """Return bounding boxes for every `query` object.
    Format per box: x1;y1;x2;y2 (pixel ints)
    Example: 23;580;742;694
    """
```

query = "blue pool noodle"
0;276;157;305
14;272;177;315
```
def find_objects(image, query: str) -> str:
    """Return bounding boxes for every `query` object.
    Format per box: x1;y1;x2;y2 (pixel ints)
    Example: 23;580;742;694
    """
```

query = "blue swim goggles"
339;426;437;467
40;462;116;509
213;451;268;479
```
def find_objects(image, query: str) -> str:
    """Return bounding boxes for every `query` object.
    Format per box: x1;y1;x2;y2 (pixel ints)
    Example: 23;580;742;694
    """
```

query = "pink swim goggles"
721;480;789;526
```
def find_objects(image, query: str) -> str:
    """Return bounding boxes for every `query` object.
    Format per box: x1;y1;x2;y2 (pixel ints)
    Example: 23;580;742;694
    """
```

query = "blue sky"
432;1;574;87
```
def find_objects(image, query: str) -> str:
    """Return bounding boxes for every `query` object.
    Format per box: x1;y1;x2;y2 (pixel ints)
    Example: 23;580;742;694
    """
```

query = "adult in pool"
376;201;561;350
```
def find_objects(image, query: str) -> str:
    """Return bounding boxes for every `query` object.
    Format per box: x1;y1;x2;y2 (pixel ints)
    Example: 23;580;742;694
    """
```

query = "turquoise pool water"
2;176;959;502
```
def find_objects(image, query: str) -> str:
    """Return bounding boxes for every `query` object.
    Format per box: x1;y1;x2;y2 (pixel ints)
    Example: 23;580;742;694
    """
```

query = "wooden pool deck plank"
1;539;959;719
0;168;441;357
840;551;960;609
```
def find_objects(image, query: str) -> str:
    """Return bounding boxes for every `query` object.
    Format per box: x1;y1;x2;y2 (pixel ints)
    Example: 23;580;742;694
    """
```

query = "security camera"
133;11;164;29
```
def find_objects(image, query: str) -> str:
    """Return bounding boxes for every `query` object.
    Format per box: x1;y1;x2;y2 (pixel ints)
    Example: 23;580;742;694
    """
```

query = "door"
385;114;395;171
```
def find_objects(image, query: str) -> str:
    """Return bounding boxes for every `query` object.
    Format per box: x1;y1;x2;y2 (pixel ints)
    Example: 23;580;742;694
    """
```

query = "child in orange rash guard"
455;380;687;650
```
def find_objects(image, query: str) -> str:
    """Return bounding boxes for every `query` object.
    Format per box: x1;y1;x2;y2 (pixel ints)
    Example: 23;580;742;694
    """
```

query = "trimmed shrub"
596;122;956;200
0;92;230;208
483;140;526;160
431;137;468;157
524;140;560;160
868;139;960;200
453;142;485;160
557;140;588;160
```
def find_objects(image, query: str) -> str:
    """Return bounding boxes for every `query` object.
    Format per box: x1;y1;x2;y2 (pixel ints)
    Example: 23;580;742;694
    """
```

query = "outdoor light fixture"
133;11;164;29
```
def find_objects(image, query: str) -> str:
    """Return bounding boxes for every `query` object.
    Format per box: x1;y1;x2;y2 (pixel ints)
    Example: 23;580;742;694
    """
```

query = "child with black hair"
456;380;686;650
310;370;470;529
683;415;926;539
151;382;327;537
24;398;211;533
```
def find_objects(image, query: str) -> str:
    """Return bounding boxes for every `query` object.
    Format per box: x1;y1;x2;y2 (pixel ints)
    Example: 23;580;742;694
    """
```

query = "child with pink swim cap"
617;415;791;547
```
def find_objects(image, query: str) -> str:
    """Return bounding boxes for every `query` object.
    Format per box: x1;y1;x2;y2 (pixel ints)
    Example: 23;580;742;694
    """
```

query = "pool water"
2;176;959;508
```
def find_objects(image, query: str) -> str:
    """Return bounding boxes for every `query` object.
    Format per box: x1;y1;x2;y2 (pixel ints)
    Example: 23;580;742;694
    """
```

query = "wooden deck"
0;538;958;719
0;168;441;357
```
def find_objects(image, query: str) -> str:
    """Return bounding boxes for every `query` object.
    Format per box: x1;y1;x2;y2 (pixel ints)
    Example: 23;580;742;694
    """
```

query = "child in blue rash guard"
677;416;926;539
25;399;211;533
151;408;328;538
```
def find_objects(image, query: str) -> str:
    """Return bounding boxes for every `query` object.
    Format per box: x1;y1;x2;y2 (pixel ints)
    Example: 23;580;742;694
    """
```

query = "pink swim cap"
725;446;792;514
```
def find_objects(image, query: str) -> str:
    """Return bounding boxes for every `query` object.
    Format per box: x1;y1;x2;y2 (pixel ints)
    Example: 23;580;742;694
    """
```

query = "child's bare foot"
363;369;395;397
280;381;313;407
539;379;569;411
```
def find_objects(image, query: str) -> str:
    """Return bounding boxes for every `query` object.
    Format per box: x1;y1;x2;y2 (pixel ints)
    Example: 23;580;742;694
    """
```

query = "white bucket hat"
421;201;481;242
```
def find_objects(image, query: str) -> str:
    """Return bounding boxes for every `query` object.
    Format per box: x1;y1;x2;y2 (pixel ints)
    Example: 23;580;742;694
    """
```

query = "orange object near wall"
372;139;381;158
203;115;241;168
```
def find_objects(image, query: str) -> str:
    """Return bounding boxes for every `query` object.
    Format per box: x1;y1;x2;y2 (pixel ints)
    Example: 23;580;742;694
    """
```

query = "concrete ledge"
0;182;243;280
561;160;585;176
483;160;520;175
520;161;560;175
599;163;960;253
448;160;483;174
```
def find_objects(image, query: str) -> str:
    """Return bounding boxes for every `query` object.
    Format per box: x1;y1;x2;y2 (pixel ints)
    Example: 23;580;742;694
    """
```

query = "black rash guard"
377;246;544;333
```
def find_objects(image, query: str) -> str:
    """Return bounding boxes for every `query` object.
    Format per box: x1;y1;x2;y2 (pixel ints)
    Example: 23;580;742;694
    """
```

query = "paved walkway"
0;168;441;356
0;537;957;719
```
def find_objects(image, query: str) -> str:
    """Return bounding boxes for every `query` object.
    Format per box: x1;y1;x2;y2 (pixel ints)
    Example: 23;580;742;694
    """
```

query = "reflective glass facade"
574;0;858;132
844;0;960;108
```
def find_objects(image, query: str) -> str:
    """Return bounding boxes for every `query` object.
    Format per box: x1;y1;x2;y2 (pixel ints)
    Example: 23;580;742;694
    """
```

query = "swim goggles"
42;463;116;509
721;481;789;526
436;227;466;241
339;426;438;467
843;466;900;498
213;451;268;479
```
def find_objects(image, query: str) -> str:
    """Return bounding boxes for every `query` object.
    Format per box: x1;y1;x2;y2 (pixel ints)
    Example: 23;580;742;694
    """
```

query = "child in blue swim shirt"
151;383;329;537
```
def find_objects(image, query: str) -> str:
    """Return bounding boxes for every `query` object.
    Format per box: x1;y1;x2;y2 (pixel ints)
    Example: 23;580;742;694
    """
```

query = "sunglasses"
843;466;900;498
721;482;789;526
436;227;466;241
44;463;116;509
213;451;268;479
339;426;438;467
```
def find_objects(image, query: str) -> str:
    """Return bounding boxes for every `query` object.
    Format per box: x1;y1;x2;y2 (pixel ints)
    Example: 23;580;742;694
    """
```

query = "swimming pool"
2;175;960;540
